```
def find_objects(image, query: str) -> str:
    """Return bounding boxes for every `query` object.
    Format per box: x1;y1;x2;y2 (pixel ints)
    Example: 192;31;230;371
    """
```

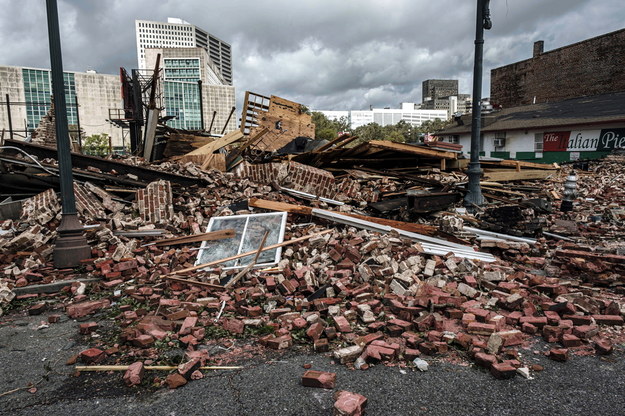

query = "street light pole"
464;0;492;211
46;0;91;267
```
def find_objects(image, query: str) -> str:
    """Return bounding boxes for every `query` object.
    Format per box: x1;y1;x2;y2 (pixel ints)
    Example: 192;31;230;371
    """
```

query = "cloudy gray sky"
1;0;624;111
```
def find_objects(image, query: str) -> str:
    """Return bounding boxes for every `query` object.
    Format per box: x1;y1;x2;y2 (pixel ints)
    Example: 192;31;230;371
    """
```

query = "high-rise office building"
144;47;236;134
135;17;233;85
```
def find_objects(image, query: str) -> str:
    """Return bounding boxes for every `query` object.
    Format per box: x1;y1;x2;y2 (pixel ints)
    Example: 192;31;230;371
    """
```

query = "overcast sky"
1;0;624;111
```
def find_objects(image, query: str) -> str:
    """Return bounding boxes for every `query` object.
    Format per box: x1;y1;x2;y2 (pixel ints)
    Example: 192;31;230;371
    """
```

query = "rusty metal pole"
464;0;492;211
6;94;14;140
46;0;91;267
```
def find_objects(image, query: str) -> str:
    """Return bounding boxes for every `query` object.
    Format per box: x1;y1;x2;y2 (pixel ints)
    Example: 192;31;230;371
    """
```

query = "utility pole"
464;0;492;211
46;0;91;267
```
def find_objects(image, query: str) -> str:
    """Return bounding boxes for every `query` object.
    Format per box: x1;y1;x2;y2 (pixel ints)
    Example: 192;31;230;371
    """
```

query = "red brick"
66;299;111;319
79;348;105;364
28;303;47;315
314;338;329;352
548;348;569;362
474;352;497;368
333;316;352;333
266;334;293;350
165;373;187;389
123;361;144;387
490;362;516;379
131;334;155;348
467;322;496;335
178;358;201;380
594;339;613;355
592;315;624;326
334;390;367;416
572;325;599;340
418;342;438;356
302;370;336;389
306;322;325;340
561;334;583;348
519;316;548;328
79;322;98;335
222;318;244;334
562;315;593;326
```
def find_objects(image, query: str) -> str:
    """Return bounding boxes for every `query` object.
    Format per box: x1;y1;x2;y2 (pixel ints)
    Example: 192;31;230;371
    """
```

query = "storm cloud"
1;0;623;110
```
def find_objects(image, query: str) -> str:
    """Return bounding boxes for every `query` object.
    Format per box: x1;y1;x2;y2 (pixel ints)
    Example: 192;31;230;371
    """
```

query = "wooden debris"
224;231;270;288
168;230;333;275
75;365;242;372
146;229;235;247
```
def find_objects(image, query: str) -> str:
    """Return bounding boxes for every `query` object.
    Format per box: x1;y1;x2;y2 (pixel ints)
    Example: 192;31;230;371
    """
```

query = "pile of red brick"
1;156;624;392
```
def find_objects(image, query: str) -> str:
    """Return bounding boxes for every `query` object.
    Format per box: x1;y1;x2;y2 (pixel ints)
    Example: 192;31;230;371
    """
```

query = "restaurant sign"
543;129;625;152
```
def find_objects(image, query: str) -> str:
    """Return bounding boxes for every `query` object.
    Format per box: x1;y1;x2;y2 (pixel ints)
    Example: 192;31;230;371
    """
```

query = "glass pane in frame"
195;212;287;269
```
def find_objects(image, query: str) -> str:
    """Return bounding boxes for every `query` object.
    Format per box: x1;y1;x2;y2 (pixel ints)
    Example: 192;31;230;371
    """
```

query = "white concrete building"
317;104;447;129
136;17;232;85
0;65;123;147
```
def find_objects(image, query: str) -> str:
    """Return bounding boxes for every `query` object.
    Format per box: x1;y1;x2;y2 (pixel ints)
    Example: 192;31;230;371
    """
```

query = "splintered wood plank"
200;153;227;171
185;130;244;156
150;229;235;247
368;140;458;159
482;169;556;182
480;159;558;170
248;198;437;236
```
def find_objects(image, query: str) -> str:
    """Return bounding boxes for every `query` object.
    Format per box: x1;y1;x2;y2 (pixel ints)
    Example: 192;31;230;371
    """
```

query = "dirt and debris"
1;96;624;397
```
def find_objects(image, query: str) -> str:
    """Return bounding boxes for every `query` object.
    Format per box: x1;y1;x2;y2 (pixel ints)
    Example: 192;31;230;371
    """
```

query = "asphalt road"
0;310;623;416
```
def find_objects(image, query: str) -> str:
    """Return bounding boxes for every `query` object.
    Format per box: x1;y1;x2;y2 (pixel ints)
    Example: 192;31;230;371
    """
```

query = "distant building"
318;104;447;129
136;17;233;85
422;79;458;102
145;47;236;134
420;79;471;118
437;91;625;163
491;28;625;108
0;65;123;147
421;94;472;118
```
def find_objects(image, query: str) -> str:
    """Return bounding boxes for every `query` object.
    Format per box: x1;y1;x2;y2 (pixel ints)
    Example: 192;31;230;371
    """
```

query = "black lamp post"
46;0;91;267
464;0;492;211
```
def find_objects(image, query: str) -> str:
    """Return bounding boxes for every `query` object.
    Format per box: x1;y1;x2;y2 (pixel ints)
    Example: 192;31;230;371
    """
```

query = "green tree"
311;111;351;141
353;122;383;143
82;133;110;157
416;118;452;135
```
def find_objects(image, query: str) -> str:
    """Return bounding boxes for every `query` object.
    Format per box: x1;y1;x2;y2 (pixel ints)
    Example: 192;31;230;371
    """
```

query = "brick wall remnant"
74;183;107;219
31;102;57;148
136;180;174;224
234;161;336;198
491;28;625;108
20;188;61;225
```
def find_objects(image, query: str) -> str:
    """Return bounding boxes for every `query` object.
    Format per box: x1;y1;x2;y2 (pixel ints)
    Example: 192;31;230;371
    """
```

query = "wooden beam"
555;249;625;264
164;275;224;289
248;198;437;236
185;130;244;156
75;365;242;372
313;133;351;153
168;229;333;275
482;169;556;182
479;159;558;170
249;198;313;215
226;127;269;167
224;231;269;288
147;229;235;247
368;140;457;159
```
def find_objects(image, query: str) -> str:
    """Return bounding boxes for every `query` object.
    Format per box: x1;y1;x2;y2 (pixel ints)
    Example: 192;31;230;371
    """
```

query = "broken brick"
302;370;336;389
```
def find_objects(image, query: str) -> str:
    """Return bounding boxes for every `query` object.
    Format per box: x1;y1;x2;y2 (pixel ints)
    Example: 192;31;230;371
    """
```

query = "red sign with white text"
543;131;570;152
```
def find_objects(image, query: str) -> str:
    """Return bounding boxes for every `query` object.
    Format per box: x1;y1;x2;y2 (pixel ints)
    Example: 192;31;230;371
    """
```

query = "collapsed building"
0;88;624;399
